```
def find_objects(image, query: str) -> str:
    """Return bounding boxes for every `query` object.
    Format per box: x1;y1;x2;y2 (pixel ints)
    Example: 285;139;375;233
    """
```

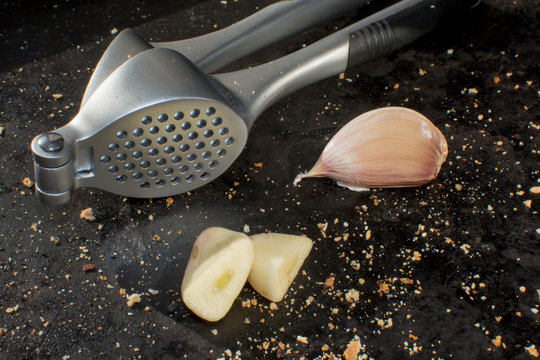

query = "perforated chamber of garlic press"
83;99;247;198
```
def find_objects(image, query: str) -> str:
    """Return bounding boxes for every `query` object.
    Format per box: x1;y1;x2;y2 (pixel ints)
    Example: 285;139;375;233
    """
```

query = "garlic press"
31;0;476;205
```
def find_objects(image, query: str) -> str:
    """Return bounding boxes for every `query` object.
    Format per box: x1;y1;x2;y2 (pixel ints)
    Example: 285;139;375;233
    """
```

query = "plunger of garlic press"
31;0;477;205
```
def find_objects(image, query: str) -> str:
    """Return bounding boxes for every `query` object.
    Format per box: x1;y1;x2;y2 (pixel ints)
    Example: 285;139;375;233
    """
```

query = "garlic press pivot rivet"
37;133;64;152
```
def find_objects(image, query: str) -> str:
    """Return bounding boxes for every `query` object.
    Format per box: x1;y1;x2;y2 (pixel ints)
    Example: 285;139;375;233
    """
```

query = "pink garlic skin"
297;107;448;190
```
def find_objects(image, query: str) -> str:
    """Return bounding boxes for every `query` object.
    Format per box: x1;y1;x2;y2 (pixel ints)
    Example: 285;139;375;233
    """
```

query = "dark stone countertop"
0;1;538;359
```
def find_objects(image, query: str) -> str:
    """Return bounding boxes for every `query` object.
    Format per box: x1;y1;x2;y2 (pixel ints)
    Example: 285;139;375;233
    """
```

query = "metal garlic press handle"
217;0;478;122
154;0;368;73
81;0;368;107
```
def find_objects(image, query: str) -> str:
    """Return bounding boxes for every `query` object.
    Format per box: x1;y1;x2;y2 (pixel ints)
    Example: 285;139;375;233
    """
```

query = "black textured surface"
1;0;539;359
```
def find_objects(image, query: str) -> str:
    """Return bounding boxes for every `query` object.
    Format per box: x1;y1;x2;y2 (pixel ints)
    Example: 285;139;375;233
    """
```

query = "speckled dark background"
1;0;539;359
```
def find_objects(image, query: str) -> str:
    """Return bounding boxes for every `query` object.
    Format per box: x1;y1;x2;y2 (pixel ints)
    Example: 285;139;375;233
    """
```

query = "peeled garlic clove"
294;107;448;190
181;227;254;322
248;233;313;302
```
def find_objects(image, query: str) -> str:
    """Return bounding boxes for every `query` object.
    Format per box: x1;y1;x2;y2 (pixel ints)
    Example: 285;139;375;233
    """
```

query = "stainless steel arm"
153;0;367;73
216;0;477;123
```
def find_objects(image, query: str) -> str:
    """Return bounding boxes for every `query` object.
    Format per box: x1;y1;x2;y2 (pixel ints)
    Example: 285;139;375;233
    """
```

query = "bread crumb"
325;277;335;290
82;264;95;272
525;344;538;358
365;230;371;240
297;335;308;344
269;302;278;311
80;208;95;221
5;304;19;314
345;289;359;303
412;251;422;261
22;177;34;188
344;338;362;360
530;186;540;194
165;197;173;205
400;278;414;285
126;293;141;307
492;335;502;347
523;199;532;208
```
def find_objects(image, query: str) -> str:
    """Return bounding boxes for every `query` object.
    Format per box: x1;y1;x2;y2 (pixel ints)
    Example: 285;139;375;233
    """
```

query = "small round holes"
164;167;173;175
148;148;159;157
125;162;135;171
140;160;150;169
179;165;188;173
181;122;191;130
174;112;184;120
133;150;142;159
109;143;119;152
116;153;127;161
141;182;150;189
217;149;227;157
156;158;166;166
141;138;151;147
187;153;196;161
173;134;183;142
219;127;229;135
157;136;167;145
206;107;216;116
158;114;168;123
171;156;181;163
142;116;152;125
201;151;211;159
190;109;200;118
116;175;127;183
108;165;119;173
204;129;213;138
209;160;218;169
116;130;127;139
149;126;159;135
188;132;198;140
133;172;142;180
164;146;174;154
171;177;180;184
133;128;143;137
155;179;165;187
186;174;195;182
166;124;176;133
148;170;158;178
125;140;135;149
201;172;211;180
195;142;205;150
211;139;220;147
225;137;235;145
193;163;203;171
100;155;111;164
197;119;207;128
179;144;190;152
212;117;222;126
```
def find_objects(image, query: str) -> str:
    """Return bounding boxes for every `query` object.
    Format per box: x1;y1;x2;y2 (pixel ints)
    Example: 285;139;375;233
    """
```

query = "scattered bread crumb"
126;294;141;307
296;335;308;344
80;208;95;221
344;338;362;360
22;177;34;188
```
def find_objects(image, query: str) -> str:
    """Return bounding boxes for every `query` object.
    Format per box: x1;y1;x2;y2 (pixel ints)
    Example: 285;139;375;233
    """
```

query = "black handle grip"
347;0;477;68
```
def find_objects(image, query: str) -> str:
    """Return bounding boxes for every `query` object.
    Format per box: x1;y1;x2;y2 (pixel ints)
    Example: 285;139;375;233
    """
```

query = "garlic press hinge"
32;132;76;205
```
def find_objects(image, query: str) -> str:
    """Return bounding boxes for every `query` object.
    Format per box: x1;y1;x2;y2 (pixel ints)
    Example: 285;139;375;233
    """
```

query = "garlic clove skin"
294;107;448;190
181;227;254;322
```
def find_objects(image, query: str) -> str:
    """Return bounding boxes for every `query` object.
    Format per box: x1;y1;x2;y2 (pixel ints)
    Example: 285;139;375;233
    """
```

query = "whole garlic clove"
294;107;448;191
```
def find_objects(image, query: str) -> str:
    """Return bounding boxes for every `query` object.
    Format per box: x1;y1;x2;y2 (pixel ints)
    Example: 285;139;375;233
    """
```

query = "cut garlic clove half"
248;233;313;302
294;107;448;190
181;227;254;322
